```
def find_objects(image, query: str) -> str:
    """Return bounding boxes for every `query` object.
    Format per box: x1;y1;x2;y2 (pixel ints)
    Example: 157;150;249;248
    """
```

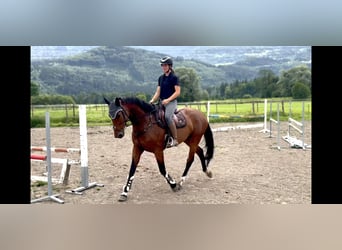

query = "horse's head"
104;97;129;138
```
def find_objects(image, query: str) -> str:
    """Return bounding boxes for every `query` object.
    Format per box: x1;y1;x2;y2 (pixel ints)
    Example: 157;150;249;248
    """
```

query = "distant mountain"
31;46;311;66
128;46;311;66
30;46;311;96
31;46;98;60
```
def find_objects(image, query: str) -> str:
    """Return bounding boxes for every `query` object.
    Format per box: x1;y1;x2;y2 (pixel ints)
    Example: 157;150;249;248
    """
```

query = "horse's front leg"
154;150;182;192
118;145;144;202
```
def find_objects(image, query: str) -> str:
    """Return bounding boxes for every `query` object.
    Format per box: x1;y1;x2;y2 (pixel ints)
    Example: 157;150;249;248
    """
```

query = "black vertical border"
1;46;31;204
311;46;342;204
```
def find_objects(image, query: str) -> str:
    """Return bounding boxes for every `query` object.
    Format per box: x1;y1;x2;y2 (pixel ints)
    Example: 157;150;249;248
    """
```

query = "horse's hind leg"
179;144;198;186
195;146;212;178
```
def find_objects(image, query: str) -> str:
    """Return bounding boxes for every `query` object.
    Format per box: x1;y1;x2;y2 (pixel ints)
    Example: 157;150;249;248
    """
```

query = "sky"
1;1;341;45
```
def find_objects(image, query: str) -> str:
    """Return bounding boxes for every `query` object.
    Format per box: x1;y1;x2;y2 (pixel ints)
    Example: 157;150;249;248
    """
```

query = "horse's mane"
123;97;155;113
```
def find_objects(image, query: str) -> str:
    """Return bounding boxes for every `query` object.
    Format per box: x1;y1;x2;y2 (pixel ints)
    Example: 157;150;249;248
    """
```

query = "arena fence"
30;99;311;128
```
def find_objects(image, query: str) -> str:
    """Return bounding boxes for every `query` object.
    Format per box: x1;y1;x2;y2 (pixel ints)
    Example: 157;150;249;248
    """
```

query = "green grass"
31;99;311;128
179;98;311;122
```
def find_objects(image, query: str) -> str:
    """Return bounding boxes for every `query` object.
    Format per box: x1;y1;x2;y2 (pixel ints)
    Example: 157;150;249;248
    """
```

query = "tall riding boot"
168;121;178;147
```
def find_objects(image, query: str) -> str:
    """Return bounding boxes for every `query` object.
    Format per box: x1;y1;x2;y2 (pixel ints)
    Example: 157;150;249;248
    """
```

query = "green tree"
277;65;311;97
175;67;202;102
254;69;279;98
201;89;209;100
136;92;147;101
292;82;311;99
31;81;40;96
31;94;75;105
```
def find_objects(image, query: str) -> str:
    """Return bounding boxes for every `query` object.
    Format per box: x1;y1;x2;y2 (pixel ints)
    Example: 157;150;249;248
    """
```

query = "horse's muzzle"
115;131;124;138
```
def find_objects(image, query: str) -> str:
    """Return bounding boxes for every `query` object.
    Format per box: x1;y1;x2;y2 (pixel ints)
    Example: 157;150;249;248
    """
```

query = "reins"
133;112;157;137
112;103;159;137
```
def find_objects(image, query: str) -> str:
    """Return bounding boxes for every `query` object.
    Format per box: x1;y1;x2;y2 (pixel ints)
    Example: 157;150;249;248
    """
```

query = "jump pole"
31;112;64;204
66;105;104;195
30;154;70;184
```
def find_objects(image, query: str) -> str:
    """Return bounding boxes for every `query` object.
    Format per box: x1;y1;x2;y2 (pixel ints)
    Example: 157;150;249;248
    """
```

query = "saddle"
154;103;186;129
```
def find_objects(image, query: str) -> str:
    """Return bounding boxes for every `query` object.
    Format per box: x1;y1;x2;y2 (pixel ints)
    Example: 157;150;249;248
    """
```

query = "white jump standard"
31;112;64;204
259;99;270;133
282;101;311;149
66;105;104;195
261;100;282;150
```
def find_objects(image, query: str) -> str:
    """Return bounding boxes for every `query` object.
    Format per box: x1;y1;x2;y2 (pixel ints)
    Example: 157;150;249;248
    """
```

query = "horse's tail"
204;124;214;165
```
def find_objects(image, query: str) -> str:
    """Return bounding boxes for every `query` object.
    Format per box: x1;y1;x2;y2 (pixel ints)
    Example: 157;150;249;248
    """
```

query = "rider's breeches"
164;99;177;125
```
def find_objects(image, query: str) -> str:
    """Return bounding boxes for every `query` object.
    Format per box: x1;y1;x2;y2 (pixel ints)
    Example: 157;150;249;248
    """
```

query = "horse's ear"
103;97;110;105
115;97;122;106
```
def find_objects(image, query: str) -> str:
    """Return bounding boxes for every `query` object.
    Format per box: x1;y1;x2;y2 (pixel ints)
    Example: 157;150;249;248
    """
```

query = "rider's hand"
162;99;169;105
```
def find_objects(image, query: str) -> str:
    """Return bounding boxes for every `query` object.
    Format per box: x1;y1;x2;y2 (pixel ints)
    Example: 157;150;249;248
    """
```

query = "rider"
150;56;181;147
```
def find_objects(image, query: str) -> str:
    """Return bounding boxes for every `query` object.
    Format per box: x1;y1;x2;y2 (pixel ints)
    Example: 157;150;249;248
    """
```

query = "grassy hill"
31;46;310;96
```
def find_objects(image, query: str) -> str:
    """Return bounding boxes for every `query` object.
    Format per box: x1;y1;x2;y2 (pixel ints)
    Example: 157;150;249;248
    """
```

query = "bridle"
108;101;159;136
108;105;130;130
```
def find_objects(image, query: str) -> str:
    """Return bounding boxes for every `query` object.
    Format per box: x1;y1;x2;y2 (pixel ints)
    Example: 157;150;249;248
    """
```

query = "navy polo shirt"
158;72;179;100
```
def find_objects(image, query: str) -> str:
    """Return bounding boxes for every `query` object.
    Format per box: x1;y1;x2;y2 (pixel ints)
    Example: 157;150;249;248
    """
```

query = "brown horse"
104;96;214;202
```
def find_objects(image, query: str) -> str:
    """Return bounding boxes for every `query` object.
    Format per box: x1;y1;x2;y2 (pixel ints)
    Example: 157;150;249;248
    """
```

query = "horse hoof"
118;194;128;202
172;183;182;192
206;171;213;178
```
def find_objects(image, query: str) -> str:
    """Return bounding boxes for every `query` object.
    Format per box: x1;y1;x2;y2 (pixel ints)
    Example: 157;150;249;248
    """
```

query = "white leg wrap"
180;176;186;186
123;175;134;192
165;173;176;184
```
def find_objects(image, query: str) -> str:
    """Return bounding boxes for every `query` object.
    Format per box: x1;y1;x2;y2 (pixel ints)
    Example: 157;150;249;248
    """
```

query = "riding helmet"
160;56;173;66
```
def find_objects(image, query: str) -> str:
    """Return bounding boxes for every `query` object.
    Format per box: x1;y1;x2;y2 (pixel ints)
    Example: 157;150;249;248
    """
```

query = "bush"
242;94;252;99
292;82;311;99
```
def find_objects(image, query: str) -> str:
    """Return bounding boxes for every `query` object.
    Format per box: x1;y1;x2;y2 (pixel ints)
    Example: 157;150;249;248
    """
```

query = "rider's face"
161;64;170;73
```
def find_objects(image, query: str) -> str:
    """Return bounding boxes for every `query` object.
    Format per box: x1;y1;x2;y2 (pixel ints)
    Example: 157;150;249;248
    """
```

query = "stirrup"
166;137;178;148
